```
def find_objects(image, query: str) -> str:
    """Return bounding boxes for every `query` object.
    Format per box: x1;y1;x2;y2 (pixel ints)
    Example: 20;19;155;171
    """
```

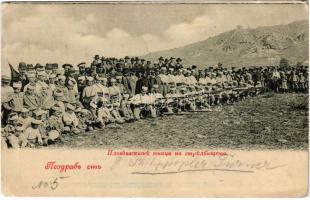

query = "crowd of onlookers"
1;55;308;148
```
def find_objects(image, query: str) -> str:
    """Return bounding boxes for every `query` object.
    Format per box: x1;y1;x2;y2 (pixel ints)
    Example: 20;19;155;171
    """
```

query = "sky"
2;3;308;73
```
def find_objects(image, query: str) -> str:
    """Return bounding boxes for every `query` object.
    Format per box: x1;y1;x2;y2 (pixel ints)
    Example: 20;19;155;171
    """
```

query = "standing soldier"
124;56;132;71
158;68;169;97
78;62;87;76
1;75;14;126
175;58;183;70
18;62;28;89
127;71;137;96
9;82;24;113
157;57;165;69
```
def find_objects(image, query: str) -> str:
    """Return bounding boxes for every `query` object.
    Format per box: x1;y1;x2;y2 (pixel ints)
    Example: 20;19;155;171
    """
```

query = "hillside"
143;20;309;68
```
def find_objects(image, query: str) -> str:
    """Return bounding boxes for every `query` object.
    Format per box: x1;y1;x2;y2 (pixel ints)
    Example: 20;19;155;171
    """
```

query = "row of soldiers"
1;56;308;148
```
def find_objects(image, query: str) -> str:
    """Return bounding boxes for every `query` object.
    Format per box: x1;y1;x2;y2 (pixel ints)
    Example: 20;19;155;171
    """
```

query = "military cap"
9;115;19;121
86;76;94;81
21;107;29;113
2;75;11;81
66;104;75;110
78;76;86;81
141;59;145;62
77;62;86;68
94;55;100;59
15;126;24;132
110;78;116;83
18;62;27;69
62;64;73;69
35;109;48;116
158;57;164;61
35;63;43;69
176;58;182;62
80;109;89;114
31;119;42;125
45;63;53;70
52;63;58;69
164;58;169;62
170;57;175;60
27;64;35;69
54;90;64;97
124;56;130;59
49;74;57;79
51;105;62;111
12;82;22;88
95;75;102;81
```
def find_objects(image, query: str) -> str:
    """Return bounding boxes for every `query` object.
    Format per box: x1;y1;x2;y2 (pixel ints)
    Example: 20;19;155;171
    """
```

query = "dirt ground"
49;93;308;150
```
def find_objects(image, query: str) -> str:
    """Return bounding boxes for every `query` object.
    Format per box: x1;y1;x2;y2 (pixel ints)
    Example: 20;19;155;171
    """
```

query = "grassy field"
50;93;308;150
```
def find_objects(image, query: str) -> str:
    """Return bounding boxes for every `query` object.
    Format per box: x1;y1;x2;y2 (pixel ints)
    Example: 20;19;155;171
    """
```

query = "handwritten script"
32;176;70;190
110;154;286;175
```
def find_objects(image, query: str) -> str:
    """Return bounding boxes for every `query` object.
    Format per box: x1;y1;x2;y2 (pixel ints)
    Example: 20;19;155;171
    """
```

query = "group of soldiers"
1;55;308;148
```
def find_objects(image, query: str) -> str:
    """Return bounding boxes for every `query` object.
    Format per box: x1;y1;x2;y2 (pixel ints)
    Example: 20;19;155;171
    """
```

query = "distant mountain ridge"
143;20;309;68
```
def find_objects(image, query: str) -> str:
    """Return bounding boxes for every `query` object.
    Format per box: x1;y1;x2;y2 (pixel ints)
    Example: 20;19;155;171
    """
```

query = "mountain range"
143;20;309;68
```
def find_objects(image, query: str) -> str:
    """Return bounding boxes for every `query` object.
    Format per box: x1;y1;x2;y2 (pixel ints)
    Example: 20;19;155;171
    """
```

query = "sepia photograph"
1;1;309;197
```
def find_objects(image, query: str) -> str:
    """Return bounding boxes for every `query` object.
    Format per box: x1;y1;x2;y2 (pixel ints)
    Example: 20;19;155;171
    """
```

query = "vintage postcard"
1;1;309;197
